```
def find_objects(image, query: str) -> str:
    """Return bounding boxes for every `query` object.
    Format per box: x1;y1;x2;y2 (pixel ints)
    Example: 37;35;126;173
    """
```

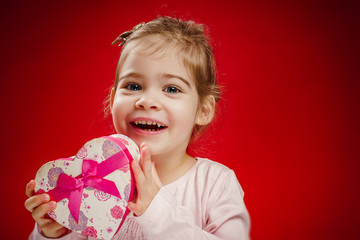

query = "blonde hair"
108;16;220;138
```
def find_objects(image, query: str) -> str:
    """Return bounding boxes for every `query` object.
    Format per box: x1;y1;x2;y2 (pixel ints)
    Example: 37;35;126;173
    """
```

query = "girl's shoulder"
171;157;240;190
194;158;245;198
195;157;234;177
166;157;244;198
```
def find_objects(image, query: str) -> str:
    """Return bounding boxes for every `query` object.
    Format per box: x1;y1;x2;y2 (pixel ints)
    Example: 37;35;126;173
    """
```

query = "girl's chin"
126;134;160;148
125;137;155;152
138;142;164;158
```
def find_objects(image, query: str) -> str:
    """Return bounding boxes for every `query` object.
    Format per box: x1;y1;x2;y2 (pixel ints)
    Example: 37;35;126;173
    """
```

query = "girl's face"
110;46;203;159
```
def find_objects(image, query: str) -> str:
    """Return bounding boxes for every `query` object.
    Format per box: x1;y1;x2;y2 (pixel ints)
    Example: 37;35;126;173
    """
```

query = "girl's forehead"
122;39;190;71
127;37;179;58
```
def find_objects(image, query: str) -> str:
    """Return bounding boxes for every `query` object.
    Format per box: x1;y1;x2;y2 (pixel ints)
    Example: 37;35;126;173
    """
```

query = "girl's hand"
128;143;163;216
24;180;68;238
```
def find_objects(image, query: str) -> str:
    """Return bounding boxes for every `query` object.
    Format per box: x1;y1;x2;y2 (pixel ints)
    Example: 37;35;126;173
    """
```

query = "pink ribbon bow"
48;146;131;222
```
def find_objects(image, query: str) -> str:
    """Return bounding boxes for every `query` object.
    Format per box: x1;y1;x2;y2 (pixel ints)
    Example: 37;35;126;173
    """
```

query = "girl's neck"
152;152;196;185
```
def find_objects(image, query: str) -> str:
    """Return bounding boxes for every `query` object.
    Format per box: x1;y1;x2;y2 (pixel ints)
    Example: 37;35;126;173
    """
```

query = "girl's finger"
127;201;137;213
25;194;50;213
131;158;146;191
141;143;152;180
32;201;57;223
139;143;147;170
128;200;143;216
26;180;36;197
139;143;146;167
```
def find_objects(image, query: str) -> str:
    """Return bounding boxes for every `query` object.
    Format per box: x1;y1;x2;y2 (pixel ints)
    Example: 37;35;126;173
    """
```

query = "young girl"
25;16;250;239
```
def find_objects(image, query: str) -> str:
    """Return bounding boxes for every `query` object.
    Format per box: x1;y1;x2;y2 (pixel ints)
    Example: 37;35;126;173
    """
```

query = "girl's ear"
195;95;216;126
109;87;115;113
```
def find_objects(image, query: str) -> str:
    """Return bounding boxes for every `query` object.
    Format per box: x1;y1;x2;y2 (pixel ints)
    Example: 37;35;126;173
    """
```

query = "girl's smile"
130;117;168;134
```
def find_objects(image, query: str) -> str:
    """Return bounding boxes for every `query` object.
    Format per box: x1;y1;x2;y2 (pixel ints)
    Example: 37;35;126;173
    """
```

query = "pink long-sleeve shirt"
30;158;250;240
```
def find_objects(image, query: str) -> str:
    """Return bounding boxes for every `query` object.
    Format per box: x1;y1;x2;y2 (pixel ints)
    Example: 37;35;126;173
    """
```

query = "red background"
1;0;358;239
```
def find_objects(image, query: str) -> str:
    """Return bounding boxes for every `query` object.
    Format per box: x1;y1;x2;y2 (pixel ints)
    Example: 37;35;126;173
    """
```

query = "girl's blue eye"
126;83;142;91
165;86;180;93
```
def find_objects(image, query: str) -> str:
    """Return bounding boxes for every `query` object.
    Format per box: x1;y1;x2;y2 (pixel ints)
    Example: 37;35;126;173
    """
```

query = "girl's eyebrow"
119;72;191;88
119;72;143;81
163;73;191;88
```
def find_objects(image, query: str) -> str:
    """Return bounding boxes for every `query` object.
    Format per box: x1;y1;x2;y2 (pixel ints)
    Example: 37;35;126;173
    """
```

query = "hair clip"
112;22;145;46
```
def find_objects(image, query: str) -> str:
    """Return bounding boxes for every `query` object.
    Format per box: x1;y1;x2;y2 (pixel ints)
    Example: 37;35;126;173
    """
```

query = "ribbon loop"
81;160;98;178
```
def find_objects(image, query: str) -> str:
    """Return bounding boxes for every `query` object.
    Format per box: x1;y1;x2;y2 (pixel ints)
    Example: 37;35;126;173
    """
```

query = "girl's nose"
135;95;161;110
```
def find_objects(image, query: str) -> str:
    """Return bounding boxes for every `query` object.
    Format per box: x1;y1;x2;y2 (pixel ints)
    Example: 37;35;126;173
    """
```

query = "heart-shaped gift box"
34;134;140;239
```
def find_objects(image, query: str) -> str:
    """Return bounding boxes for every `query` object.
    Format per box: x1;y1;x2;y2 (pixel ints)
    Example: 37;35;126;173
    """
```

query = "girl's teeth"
134;120;162;126
133;120;166;130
